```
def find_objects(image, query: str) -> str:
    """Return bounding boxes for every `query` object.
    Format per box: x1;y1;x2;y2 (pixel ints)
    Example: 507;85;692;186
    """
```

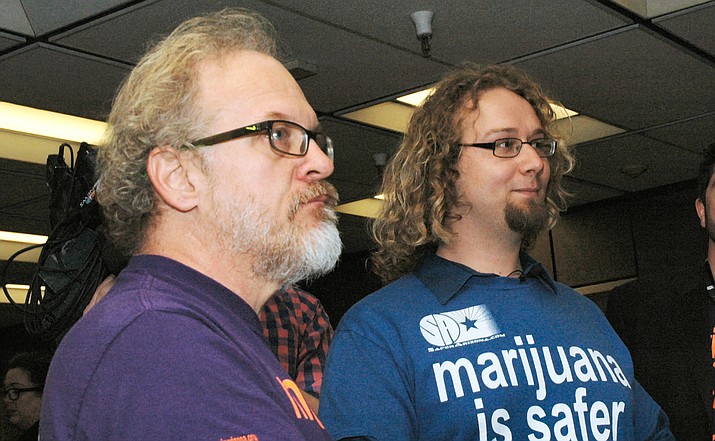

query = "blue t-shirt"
40;255;332;441
320;253;673;441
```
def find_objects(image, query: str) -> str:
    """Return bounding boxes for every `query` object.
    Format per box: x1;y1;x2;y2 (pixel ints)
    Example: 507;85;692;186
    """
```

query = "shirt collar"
414;252;557;304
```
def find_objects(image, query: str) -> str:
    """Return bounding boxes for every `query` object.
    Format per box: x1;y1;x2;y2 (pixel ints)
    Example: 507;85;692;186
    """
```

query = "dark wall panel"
629;185;706;275
530;230;554;278
552;200;637;287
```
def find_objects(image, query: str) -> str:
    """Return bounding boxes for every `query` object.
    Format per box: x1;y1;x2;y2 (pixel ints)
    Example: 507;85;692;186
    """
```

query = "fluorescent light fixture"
0;231;47;263
342;101;414;133
0;231;48;244
396;87;578;121
346;87;580;136
336;197;384;218
0;101;107;145
1;284;44;304
610;0;710;17
554;115;625;146
550;103;578;120
396;88;434;107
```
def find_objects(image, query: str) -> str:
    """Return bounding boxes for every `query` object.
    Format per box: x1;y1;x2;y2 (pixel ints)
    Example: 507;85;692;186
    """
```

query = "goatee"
504;198;549;250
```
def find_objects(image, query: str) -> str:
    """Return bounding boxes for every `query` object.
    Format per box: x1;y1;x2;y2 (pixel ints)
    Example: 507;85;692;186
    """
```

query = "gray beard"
252;209;342;286
214;194;341;285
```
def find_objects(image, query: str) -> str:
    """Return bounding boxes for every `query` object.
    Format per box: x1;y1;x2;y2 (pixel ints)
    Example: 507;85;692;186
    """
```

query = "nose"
300;138;334;181
518;142;546;175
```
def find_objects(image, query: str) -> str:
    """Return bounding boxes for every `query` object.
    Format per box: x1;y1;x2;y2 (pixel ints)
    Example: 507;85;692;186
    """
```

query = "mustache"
289;181;340;219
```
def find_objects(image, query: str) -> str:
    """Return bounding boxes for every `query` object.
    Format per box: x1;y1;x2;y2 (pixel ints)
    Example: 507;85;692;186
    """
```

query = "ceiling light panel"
341;101;414;133
610;0;711;17
0;101;107;144
554;115;625;146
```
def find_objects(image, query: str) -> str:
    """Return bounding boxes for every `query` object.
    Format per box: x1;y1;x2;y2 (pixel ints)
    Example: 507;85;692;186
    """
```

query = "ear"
146;146;202;212
696;198;707;229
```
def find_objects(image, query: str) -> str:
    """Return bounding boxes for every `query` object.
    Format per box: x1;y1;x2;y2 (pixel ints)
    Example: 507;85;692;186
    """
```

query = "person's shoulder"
359;273;425;305
270;286;327;318
337;274;427;326
550;281;610;311
67;268;239;356
281;285;320;304
333;277;427;352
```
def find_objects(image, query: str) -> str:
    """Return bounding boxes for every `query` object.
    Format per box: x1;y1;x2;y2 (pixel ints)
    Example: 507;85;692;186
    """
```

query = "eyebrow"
483;127;546;138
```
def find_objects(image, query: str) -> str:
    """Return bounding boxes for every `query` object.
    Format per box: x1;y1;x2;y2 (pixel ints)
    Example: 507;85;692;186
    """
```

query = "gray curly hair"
97;8;280;255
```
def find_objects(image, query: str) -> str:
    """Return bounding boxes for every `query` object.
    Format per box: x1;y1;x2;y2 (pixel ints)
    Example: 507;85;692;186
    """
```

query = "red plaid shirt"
259;286;334;397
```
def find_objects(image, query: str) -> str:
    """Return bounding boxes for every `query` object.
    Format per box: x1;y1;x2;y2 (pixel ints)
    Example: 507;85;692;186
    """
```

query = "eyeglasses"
189;120;334;161
459;138;557;158
2;387;42;401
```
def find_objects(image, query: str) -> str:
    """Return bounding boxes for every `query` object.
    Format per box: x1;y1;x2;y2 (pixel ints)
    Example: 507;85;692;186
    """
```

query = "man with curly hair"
320;64;673;440
40;9;339;441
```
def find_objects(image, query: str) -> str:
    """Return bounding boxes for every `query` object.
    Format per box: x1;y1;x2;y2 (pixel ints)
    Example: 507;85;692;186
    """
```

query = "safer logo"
420;305;501;349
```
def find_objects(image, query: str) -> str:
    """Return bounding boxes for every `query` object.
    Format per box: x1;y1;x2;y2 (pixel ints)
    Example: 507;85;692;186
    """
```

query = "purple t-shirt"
40;255;332;441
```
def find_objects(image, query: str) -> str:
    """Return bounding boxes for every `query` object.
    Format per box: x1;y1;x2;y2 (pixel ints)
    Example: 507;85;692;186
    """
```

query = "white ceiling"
1;0;714;256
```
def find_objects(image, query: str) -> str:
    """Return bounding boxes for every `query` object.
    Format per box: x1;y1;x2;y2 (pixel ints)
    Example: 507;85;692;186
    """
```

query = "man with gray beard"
320;64;673;441
40;9;339;441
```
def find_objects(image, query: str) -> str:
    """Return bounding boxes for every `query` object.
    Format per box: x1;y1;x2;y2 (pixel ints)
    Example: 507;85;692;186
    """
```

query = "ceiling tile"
19;0;132;36
0;43;131;119
642;113;715;154
49;0;232;63
570;132;701;192
655;2;715;55
0;0;33;36
0;31;24;52
50;0;450;113
563;178;626;207
515;26;715;130
266;0;631;63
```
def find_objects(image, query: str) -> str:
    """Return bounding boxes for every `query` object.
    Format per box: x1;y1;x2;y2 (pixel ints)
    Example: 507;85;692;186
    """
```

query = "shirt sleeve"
319;311;418;441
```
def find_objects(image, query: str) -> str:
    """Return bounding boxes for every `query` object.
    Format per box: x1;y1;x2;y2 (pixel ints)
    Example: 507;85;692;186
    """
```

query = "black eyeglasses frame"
188;119;334;161
2;386;42;401
459;137;557;158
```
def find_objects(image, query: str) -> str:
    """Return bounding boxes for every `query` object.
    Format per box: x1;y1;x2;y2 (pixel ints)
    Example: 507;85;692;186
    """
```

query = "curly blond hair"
97;8;280;255
371;64;575;283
